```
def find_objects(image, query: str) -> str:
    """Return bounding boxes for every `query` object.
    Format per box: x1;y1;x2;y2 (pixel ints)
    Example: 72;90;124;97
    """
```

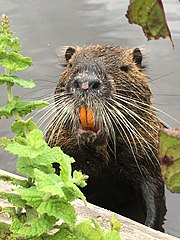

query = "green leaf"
73;170;88;188
34;169;65;198
0;96;48;119
0;137;12;149
16;156;54;178
0;192;26;208
0;222;11;239
59;152;74;183
0;74;35;88
44;223;76;240
11;118;38;137
109;214;121;232
103;230;121;240
0;49;32;72
74;220;104;240
5;130;45;158
33;161;86;202
14;96;48;117
37;198;77;226
0;100;16;118
16;146;60;177
0;36;20;52
0;174;29;187
126;0;173;46
0;206;17;219
159;128;180;193
11;217;53;238
62;181;86;203
17;186;44;208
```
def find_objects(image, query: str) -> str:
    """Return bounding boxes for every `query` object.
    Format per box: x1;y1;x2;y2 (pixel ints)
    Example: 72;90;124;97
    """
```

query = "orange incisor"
79;105;98;132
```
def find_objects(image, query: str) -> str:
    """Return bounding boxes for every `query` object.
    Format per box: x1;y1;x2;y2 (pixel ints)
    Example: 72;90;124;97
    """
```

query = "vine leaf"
159;128;180;193
126;0;174;47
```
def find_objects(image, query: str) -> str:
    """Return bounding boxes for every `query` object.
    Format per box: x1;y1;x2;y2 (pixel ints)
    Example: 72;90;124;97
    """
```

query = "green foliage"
126;0;173;46
0;49;32;72
159;128;180;193
0;96;48;119
0;75;35;88
0;14;122;239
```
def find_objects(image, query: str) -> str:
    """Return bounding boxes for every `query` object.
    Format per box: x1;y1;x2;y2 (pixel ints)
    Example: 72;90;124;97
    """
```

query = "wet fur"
46;44;165;229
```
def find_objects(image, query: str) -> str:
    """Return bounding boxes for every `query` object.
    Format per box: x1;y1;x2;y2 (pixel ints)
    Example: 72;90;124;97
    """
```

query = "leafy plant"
126;0;174;47
159;128;180;193
0;14;122;239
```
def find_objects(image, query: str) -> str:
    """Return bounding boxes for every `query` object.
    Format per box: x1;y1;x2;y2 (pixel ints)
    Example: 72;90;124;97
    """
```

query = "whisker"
114;94;180;125
106;101;159;169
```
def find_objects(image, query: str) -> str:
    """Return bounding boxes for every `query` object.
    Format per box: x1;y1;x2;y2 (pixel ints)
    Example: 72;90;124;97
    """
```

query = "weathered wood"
0;169;179;240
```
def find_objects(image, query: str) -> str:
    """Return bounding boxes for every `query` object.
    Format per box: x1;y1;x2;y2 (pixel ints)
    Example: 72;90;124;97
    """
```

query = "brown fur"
46;44;165;229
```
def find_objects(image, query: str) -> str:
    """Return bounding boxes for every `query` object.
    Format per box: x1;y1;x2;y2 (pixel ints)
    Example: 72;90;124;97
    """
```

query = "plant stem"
7;82;13;102
5;69;21;121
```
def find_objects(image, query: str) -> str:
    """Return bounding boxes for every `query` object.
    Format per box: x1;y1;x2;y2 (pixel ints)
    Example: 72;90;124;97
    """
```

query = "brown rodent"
46;44;165;229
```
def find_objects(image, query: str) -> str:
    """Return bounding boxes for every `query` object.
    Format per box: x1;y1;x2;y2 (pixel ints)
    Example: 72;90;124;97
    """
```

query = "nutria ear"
65;47;76;62
133;48;142;67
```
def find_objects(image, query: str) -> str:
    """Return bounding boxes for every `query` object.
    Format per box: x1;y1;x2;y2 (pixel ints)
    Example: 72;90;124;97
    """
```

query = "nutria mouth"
78;125;101;143
78;105;101;142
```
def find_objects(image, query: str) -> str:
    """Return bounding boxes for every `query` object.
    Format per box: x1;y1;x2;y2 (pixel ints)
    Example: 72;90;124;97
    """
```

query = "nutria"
46;44;165;229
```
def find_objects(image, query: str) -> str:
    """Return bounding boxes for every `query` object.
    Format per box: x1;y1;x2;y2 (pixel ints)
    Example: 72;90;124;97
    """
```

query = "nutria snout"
46;44;165;229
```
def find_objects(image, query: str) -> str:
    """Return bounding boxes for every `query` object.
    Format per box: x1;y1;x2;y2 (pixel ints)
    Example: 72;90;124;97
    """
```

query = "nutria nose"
74;79;101;90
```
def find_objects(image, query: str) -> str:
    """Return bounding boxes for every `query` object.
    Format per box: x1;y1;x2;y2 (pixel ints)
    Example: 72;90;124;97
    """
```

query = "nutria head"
48;45;159;149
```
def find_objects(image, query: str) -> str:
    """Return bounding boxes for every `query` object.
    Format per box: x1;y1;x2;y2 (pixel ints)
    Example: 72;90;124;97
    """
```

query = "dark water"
0;0;180;237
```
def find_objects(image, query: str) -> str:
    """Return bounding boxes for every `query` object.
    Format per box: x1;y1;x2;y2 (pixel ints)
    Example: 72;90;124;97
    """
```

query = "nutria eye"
120;65;129;73
73;80;80;89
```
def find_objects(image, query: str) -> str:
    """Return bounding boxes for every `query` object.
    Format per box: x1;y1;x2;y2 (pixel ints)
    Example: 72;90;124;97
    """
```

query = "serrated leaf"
0;49;32;72
0;100;16;118
0;192;26;208
0;174;29;187
5;129;45;158
45;223;76;240
73;170;88;188
62;181;86;203
17;186;44;208
109;214;121;232
74;220;104;240
0;74;35;88
16;146;59;177
159;128;180;193
126;0;173;46
34;169;65;198
0;206;16;219
58;153;75;183
0;137;12;149
11;217;53;238
16;156;54;178
11;118;38;137
0;36;20;52
37;198;76;226
103;230;121;240
0;96;48;118
14;96;48;117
